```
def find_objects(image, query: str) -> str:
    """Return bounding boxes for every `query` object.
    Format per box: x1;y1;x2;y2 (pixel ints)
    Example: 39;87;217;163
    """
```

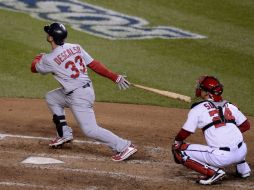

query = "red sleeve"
87;60;118;82
238;120;250;133
31;54;43;73
175;128;192;141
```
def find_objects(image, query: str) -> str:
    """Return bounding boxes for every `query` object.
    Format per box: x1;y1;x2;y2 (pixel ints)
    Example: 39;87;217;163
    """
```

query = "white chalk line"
0;133;100;145
0;132;169;159
0;132;165;151
22;165;254;189
0;181;98;190
23;164;181;184
1;132;253;188
0;149;172;167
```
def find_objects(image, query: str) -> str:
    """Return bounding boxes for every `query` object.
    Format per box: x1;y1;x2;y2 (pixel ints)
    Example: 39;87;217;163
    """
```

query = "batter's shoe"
49;136;73;148
197;169;226;185
112;144;137;161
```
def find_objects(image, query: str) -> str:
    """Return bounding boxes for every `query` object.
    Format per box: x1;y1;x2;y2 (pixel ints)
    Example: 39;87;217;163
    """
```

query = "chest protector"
192;100;236;132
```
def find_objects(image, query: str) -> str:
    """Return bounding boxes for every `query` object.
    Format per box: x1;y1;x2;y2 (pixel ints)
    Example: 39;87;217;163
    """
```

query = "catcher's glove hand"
116;75;130;90
171;140;184;164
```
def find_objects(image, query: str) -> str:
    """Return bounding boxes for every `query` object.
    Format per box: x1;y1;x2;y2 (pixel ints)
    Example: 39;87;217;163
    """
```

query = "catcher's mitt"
171;141;189;164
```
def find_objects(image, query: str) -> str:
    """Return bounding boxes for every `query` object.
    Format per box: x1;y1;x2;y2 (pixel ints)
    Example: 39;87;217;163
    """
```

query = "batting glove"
116;75;130;90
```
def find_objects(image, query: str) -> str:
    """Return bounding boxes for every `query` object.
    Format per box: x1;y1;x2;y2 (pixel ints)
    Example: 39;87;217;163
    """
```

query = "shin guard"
183;157;216;177
172;144;217;177
52;114;67;137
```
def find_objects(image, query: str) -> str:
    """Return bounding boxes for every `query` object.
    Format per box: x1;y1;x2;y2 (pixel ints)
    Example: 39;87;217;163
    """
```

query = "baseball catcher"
172;76;251;185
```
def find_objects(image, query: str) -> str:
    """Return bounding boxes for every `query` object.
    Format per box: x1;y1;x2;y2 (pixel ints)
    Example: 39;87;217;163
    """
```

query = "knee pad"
172;144;217;177
52;114;67;137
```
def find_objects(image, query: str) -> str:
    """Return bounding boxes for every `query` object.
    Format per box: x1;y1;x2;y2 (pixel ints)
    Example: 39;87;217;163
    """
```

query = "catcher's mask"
195;76;223;102
44;22;67;45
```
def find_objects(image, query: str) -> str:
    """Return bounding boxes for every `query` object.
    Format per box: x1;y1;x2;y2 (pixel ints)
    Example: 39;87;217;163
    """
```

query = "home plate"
21;156;64;164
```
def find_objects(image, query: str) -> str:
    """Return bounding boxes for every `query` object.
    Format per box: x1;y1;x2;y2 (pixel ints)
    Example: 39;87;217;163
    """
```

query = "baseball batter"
31;22;137;161
172;76;251;185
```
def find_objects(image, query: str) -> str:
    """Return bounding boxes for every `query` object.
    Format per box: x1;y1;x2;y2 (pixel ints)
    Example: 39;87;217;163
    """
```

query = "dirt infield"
0;98;253;190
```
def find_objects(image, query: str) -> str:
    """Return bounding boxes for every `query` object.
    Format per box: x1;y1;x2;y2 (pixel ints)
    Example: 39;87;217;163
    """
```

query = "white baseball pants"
45;85;131;152
183;142;251;175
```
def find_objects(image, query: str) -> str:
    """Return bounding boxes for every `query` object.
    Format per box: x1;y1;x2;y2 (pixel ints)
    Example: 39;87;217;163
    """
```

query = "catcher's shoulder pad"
227;101;242;111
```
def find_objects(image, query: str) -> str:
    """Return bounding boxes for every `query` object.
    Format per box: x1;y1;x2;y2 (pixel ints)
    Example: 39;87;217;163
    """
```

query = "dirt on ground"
0;98;253;190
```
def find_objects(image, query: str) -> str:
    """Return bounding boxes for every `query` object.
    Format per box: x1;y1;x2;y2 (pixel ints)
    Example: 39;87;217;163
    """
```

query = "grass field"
0;0;253;115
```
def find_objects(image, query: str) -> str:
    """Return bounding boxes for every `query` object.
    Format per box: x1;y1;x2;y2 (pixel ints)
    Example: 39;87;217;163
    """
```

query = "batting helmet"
44;22;67;45
195;76;223;102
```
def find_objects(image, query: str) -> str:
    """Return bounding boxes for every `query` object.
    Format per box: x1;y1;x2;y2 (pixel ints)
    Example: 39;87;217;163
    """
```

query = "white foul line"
0;133;253;188
23;164;180;184
0;132;167;153
21;165;254;189
0;132;100;145
0;181;98;190
0;181;54;189
0;132;169;165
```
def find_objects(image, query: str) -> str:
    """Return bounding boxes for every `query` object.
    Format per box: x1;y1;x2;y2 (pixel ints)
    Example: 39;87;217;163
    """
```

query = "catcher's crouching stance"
171;76;251;185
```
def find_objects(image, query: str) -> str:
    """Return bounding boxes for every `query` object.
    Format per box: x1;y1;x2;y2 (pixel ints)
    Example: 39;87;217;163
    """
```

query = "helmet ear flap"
195;88;202;98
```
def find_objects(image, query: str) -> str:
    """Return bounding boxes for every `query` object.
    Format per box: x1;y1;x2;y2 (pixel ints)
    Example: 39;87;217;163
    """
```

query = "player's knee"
179;143;190;151
84;128;96;138
83;126;100;139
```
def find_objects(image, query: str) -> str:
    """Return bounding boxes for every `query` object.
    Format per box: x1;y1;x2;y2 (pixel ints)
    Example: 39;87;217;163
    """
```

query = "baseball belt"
66;83;90;95
219;142;243;152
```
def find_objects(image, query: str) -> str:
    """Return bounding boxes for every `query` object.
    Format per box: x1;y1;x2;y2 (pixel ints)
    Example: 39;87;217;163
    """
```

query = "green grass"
0;0;253;115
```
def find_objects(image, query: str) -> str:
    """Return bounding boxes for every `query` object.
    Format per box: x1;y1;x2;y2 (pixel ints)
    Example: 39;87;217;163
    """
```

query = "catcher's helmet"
196;76;223;102
44;22;67;45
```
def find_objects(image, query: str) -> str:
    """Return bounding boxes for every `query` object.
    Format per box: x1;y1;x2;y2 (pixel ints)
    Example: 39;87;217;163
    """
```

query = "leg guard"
172;143;217;177
52;114;67;137
183;157;216;177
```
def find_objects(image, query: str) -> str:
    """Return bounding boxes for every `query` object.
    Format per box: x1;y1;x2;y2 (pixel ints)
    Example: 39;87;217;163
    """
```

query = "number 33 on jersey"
33;43;93;93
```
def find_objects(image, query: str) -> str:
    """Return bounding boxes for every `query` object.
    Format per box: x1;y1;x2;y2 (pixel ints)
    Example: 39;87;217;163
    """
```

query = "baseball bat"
132;83;191;103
